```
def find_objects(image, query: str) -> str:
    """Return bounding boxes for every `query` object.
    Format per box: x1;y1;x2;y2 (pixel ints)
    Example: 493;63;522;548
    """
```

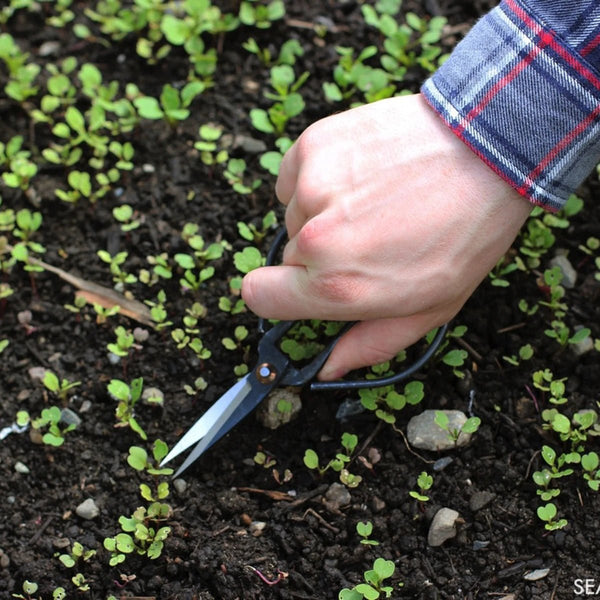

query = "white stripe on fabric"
497;5;600;110
423;80;565;208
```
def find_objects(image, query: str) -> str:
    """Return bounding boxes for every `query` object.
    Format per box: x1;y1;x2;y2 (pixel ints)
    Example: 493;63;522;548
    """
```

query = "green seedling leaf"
582;452;599;472
373;557;395;580
537;502;557;522
127;446;148;471
303;449;319;470
234;246;263;273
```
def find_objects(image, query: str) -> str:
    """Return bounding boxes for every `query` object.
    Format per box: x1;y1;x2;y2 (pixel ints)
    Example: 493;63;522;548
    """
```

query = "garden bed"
1;1;600;599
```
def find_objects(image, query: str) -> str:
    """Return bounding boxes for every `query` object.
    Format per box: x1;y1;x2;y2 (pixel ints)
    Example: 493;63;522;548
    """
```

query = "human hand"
242;94;532;380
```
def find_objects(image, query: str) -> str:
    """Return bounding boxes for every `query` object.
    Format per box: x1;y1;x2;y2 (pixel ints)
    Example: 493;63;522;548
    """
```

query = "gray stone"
256;387;302;430
325;482;351;509
249;521;266;537
427;507;460;547
234;135;267;154
407;409;472;451
524;567;550;581
76;498;99;520
60;408;81;428
549;254;577;289
173;478;187;495
14;461;30;474
469;490;495;512
433;456;454;471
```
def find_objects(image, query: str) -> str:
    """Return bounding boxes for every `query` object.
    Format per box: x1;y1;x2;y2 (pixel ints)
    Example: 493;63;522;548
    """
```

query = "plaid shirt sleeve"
421;0;600;211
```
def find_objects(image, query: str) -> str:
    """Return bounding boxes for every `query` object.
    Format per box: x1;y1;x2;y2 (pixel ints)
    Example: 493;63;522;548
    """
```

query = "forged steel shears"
161;228;447;478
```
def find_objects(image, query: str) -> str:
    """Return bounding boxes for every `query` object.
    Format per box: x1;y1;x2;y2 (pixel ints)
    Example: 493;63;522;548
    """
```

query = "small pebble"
60;408;81;428
76;498;100;520
524;567;550;581
0;548;10;568
433;456;454;471
173;478;187;495
325;482;351;509
249;521;266;537
107;352;121;365
469;491;495;512
407;409;473;451
28;366;46;381
472;540;490;551
256;387;302;430
14;461;30;474
79;400;92;414
427;507;460;547
142;163;155;173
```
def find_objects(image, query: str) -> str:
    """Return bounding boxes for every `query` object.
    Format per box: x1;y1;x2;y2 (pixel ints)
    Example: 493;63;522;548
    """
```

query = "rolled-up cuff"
421;0;600;212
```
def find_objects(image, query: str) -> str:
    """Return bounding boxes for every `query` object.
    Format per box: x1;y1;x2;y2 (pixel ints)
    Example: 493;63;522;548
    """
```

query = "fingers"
317;315;443;380
275;141;299;206
242;265;313;320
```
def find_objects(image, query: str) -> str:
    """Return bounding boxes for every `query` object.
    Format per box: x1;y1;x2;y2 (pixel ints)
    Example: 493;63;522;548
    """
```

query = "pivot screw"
256;362;277;383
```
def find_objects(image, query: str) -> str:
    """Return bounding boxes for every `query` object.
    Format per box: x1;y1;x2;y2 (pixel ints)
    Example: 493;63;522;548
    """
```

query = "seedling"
243;37;303;66
239;0;285;29
98;250;138;288
356;521;380;546
359;378;424;424
57;541;96;568
237;210;277;244
259;136;293;175
532;369;567;405
409;471;433;503
254;450;277;469
1;136;38;191
183;376;208;396
224;158;262;194
339;557;397;599
234;245;264;274
107;377;147;440
222;324;249;353
434;411;481;445
104;508;171;565
502;343;534;366
132;81;205;127
304;432;362;488
127;440;173;476
107;325;136;358
42;370;81;404
195;123;228;166
581;452;600;491
113;204;140;232
250;64;309;135
17;406;76;446
536;502;567;531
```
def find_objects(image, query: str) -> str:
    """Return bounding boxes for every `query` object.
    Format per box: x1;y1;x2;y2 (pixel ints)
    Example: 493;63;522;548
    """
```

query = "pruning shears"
161;228;447;477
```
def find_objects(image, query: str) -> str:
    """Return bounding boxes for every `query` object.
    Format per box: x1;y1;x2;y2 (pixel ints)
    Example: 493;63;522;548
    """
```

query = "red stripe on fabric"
519;104;600;195
506;0;600;89
453;43;544;136
581;32;600;57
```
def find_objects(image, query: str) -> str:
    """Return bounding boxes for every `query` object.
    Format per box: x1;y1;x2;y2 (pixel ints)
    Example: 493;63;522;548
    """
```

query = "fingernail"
318;365;348;381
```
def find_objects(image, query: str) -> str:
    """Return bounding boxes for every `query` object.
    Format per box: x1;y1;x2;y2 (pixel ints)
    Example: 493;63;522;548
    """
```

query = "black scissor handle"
309;323;447;391
259;226;448;391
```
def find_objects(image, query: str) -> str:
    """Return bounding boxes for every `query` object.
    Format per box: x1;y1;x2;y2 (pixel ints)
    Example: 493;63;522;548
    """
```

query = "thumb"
318;315;441;381
242;265;311;319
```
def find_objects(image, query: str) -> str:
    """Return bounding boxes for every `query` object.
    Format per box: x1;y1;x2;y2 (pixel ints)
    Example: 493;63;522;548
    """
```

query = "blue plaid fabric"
421;0;600;211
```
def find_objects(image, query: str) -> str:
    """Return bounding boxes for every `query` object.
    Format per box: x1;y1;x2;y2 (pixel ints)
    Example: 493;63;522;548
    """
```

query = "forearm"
422;0;600;211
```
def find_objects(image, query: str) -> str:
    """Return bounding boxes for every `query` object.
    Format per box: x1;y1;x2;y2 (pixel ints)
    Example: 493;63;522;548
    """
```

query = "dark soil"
1;2;600;599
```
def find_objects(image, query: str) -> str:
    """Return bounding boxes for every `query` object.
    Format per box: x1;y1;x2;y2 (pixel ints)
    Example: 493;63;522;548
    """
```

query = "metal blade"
171;377;253;478
161;376;251;467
